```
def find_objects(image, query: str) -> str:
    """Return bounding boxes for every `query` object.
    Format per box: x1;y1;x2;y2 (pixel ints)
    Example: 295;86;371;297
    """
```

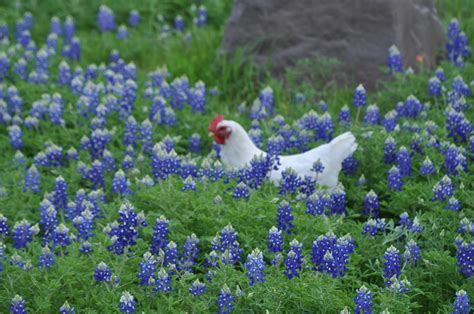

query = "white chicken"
208;115;357;189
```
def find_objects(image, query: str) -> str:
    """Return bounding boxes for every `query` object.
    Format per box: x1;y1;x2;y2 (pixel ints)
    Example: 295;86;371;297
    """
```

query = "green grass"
0;0;473;313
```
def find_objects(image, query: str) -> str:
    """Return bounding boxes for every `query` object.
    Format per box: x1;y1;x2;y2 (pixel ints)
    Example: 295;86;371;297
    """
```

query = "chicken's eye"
216;126;231;139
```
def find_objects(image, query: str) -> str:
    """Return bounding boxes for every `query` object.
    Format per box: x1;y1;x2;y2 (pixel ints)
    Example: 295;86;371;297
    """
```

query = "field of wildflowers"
0;0;473;313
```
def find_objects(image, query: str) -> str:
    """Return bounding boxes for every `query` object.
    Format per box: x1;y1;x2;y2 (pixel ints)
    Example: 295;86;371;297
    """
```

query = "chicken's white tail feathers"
322;132;357;187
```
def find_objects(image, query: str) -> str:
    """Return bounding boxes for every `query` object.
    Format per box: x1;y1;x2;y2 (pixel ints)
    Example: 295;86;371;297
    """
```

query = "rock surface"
222;0;445;88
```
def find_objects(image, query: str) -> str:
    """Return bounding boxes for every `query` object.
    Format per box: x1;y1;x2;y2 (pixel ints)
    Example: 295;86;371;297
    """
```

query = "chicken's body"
210;118;357;190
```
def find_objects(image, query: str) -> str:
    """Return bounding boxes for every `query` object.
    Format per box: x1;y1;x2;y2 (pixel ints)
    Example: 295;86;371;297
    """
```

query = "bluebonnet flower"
164;241;178;268
353;84;366;108
12;220;39;249
181;176;197;192
312;233;355;278
188;133;201;153
266;135;285;156
342;155;358;175
117;25;128;40
388;276;412;294
363;104;380;125
13;151;26;167
38;246;55;268
178;233;200;272
384;136;396;164
119;291;136;314
396;146;411;177
58;61;71;86
458;218;474;235
107;202;141;254
338;105;351;126
189;84;206;113
410;134;423;155
446;19;471;67
151;216;169;254
279;168;301;195
383;246;401;285
73;208;94;240
403;239;420;265
400;95;422;118
0;214;9;238
23;165;41;193
362;218;386;236
153;268;172;293
128;10;140;27
267;226;283;254
8;125;23;150
52;176;68;211
409;217;423;234
59;301;75;314
445;108;472;144
277;201;294;234
452;290;471;314
387;166;403;191
63;16;75;43
398;212;413;229
233;182;250;199
94;262;112;282
50;16;61;35
150;146;181;180
174;15;185;32
189;280;207;296
363;190;379;217
79;241;93;254
112;169;132;195
14;58;27;80
428;76;442;97
259;86;274;115
0;22;8;39
354;286;372;314
66;147;78;161
52;224;71;248
97;5;115;32
195;5;208;27
217;284;234;314
387;45;403;74
432;175;454;202
455;237;473;278
245;248;266;286
446;197;461;211
305;192;326;216
420;157;435;176
329;184;346;215
87;160;105;189
10;295;27;314
0;52;10;81
211;224;243;265
102;150;116;172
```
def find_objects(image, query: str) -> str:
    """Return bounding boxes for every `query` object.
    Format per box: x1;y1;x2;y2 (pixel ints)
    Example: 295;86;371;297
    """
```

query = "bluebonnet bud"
217;284;234;314
50;16;61;35
383;246;401;285
277;201;294;234
58;61;71;86
403;239;420;265
119;291;136;313
363;190;379;217
181;176;197;192
338;105;351;126
128;10;140;27
63;16;75;43
387;45;403;74
178;233;200;272
245;248;266;285
53;176;68;211
446;197;461;211
94;262;112;282
23;165;41;193
0;214;9;239
10;295;27;314
79;241;93;254
97;5;116;32
14;58;27;80
0;53;10;81
189;280;207;296
151;216;169;254
267;226;283;253
452;290;471;314
384;136;396;164
353;84;366;108
38;246;55;268
398;212;412;229
153;268;172;293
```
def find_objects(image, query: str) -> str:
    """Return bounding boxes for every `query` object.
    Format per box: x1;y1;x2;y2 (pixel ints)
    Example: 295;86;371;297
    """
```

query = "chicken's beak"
208;132;214;138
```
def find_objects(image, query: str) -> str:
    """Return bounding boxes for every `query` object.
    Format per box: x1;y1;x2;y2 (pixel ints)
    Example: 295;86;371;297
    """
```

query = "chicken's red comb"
208;114;224;132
